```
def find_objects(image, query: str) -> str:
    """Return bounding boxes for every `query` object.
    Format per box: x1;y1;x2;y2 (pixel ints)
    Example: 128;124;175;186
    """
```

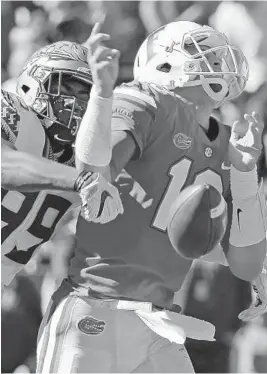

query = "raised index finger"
91;22;102;37
84;22;103;47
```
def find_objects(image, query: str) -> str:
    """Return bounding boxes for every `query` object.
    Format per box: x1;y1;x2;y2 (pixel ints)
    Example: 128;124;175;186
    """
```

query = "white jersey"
1;90;80;285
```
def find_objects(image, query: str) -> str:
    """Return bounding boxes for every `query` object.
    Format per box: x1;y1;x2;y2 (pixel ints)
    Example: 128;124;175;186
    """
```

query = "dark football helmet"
17;41;93;145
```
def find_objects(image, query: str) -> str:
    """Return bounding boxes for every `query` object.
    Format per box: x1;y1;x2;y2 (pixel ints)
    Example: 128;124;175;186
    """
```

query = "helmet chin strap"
199;75;229;103
179;75;229;106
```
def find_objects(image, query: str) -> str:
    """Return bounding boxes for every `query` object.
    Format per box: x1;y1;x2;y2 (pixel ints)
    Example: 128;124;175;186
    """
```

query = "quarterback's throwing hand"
85;22;120;98
77;172;124;224
228;111;264;172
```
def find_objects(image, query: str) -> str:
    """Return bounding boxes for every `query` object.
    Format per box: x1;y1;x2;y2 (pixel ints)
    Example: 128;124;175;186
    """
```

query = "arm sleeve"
112;82;158;159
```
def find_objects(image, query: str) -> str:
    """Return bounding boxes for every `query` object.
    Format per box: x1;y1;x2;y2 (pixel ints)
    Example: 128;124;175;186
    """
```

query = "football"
167;184;228;260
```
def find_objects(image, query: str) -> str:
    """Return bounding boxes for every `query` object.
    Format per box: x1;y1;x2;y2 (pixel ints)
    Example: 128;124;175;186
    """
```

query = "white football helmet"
134;21;249;106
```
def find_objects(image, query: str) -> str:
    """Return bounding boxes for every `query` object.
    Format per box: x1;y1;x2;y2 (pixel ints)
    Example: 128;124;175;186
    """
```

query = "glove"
74;171;124;224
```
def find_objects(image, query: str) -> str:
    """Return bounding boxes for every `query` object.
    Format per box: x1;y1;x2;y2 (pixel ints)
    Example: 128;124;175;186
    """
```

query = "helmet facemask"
19;65;92;145
178;29;249;105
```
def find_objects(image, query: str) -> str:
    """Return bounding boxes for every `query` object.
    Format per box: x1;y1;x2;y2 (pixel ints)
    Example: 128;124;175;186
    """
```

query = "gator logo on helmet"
146;26;166;63
147;24;180;63
77;316;106;336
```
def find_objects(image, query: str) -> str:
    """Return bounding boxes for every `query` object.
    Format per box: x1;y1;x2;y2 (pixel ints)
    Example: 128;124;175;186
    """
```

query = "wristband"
230;165;266;247
230;165;258;199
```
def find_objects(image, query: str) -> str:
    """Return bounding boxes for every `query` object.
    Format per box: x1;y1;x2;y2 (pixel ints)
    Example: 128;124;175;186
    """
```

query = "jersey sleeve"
1;254;24;286
112;81;158;158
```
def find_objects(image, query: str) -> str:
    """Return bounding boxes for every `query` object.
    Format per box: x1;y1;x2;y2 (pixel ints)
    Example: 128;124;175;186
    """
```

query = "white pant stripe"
38;298;68;373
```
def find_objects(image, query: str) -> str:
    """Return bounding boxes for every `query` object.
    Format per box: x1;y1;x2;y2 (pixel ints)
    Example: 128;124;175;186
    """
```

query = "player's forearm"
227;166;267;281
228;240;266;281
75;88;138;183
75;86;113;171
2;144;79;192
75;128;136;183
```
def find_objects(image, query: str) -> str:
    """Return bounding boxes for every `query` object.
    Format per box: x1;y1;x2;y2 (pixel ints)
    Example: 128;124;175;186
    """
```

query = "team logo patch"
205;147;213;158
77;316;106;335
173;133;192;150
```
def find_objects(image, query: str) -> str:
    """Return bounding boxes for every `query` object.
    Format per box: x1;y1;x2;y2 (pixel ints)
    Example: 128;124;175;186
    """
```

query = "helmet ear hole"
156;63;171;73
21;85;30;93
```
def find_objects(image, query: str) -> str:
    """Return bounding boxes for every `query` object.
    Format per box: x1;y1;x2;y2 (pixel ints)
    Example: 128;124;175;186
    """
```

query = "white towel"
135;309;216;344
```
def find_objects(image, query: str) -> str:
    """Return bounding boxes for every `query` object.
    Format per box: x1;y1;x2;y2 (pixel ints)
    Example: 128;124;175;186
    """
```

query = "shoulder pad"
114;80;158;110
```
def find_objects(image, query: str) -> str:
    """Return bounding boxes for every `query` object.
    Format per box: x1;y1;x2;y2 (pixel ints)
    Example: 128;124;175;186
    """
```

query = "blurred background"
1;1;267;373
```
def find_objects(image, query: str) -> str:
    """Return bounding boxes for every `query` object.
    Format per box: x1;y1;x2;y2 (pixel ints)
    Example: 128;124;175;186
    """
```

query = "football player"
1;39;122;291
37;22;266;373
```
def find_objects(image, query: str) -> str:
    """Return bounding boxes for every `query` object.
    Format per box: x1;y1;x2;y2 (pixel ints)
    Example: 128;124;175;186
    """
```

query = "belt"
85;291;181;314
81;294;215;343
155;303;182;314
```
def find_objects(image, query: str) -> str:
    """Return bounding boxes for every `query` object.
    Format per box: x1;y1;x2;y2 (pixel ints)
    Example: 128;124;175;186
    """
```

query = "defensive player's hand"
228;112;264;172
85;22;120;98
78;173;124;224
